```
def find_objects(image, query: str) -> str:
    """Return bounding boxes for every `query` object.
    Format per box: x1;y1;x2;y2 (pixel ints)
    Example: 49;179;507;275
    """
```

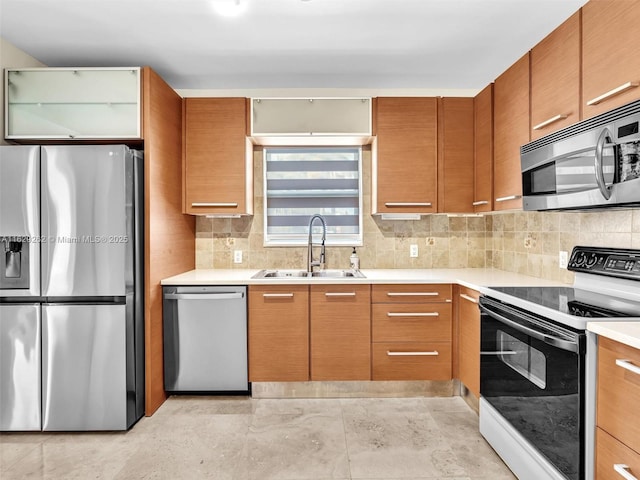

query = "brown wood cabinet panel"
473;84;493;213
373;97;438;214
583;1;640;119
438;97;474;213
372;284;452;304
493;53;529;210
310;284;371;381
142;67;195;415
372;342;452;381
248;285;309;382
457;287;480;397
372;303;451;343
183;97;253;215
530;11;581;139
597;336;640;454
596;427;640;480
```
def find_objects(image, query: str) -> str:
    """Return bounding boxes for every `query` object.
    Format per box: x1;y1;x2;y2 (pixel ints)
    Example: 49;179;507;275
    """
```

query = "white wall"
1;37;45;144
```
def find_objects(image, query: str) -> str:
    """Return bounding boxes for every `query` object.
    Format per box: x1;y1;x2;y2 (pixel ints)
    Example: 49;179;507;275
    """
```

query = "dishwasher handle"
164;292;244;301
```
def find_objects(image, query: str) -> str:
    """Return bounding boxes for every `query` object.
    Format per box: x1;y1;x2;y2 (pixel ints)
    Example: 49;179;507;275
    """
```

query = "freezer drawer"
163;286;248;392
42;304;127;431
0;304;41;431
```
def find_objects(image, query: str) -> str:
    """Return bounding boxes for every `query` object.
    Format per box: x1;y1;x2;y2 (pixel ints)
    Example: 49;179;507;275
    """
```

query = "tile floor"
1;396;516;480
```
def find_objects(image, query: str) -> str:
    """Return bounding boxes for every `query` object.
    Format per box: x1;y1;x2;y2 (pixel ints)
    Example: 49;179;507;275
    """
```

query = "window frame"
262;146;364;247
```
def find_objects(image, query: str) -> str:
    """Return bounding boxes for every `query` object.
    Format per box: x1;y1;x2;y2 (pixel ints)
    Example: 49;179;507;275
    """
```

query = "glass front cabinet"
5;67;141;140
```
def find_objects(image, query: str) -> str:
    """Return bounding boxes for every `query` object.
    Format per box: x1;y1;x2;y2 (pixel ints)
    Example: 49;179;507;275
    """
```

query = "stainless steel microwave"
521;99;640;210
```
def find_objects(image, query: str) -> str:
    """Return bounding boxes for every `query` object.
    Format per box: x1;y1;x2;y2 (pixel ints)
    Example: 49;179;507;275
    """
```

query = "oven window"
497;330;546;389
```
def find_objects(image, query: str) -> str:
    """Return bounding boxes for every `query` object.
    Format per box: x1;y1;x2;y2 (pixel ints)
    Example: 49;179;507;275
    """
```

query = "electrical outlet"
410;244;419;258
233;250;243;264
559;250;568;269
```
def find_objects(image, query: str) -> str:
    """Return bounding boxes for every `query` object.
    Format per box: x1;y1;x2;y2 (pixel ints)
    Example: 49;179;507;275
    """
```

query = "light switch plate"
410;244;419;258
234;250;243;264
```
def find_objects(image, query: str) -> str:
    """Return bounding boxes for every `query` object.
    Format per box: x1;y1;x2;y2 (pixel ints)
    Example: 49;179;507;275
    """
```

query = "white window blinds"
264;147;362;246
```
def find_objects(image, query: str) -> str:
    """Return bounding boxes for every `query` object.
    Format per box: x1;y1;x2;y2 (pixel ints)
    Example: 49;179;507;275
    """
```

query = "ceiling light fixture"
211;0;248;18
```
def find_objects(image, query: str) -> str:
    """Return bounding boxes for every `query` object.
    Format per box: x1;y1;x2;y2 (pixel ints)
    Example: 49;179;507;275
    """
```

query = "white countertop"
161;267;566;292
587;322;640;350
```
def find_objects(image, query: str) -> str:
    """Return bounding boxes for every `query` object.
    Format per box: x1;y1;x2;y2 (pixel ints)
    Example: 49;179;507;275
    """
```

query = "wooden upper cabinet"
473;84;493;213
582;1;640;118
373;97;438;214
437;97;474;213
530;11;581;139
183;97;253;215
493;53;529;210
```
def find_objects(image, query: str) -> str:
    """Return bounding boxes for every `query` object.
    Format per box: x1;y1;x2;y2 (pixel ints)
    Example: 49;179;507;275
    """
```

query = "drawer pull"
325;292;356;297
387;351;439;356
191;202;238;207
385;202;432;207
532;114;568;131
614;464;638;480
587;82;639;106
387;292;439;297
495;195;522;203
615;359;640;376
459;293;478;304
262;293;294;298
387;312;439;317
472;200;489;206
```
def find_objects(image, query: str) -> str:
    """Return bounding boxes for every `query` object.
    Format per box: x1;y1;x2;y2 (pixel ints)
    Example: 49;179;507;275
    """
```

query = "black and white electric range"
478;246;640;480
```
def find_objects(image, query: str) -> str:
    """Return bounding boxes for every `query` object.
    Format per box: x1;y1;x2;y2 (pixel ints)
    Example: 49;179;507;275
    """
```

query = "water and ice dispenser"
1;239;30;288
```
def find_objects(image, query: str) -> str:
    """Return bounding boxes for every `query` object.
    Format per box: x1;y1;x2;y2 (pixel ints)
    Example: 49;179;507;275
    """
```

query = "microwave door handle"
479;304;579;353
595;127;613;200
522;145;600;173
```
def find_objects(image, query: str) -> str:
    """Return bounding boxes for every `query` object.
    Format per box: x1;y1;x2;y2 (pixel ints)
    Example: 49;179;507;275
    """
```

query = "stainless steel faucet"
307;214;327;273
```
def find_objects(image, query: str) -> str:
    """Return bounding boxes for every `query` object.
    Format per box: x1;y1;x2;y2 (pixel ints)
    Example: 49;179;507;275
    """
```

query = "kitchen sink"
252;269;365;279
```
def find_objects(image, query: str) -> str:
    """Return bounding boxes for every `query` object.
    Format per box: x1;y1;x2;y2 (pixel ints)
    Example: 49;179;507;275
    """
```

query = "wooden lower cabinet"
596;428;640;480
248;285;309;382
371;284;452;381
310;284;371;381
457;287;480;397
596;336;640;479
372;342;452;381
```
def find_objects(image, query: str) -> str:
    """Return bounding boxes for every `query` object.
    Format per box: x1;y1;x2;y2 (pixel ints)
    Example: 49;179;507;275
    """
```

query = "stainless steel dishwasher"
162;286;248;392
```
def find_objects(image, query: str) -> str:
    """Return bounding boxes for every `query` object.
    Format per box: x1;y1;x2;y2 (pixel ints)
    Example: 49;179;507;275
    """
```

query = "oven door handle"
479;304;579;353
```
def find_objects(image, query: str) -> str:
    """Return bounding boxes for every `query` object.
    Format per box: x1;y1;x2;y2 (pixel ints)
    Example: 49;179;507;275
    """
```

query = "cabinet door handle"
615;359;640;376
387;351;439;356
586;82;639;106
325;292;356;297
387;292;439;297
532;114;568;131
614;464;638;480
459;293;478;304
387;312;438;317
472;200;489;206
191;202;238;207
384;202;432;207
262;293;294;298
495;195;522;203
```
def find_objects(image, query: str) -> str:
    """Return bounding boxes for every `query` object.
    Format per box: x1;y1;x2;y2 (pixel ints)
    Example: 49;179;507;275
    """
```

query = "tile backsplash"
195;149;640;284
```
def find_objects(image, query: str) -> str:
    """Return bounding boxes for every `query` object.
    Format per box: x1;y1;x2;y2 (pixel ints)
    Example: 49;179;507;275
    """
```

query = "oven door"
479;296;585;480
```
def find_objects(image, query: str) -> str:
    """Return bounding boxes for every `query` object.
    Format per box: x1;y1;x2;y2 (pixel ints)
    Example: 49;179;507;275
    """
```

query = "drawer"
372;342;452;381
597;337;640;454
372;303;451;342
596;427;640;480
372;284;452;303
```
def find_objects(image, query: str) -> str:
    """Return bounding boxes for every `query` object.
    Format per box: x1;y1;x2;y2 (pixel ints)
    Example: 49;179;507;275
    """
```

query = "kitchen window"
263;147;363;247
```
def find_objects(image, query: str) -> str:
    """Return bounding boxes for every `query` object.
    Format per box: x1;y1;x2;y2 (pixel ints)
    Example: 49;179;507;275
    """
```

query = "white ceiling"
0;0;588;93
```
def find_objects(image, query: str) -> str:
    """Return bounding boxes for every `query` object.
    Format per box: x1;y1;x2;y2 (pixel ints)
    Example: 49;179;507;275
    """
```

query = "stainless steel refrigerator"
0;145;144;431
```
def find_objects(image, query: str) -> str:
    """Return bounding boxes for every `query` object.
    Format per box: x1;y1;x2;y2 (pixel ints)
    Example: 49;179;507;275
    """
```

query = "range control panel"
568;246;640;279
